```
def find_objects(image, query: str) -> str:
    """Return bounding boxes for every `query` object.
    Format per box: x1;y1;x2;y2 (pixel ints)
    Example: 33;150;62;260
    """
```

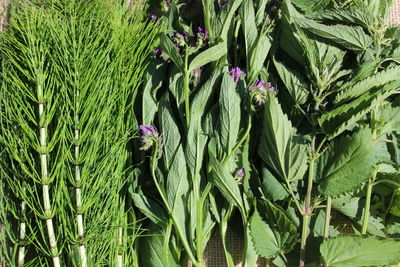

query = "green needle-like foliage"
0;0;160;266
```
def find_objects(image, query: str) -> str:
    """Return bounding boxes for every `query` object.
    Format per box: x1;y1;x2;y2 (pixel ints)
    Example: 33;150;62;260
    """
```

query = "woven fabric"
389;0;400;25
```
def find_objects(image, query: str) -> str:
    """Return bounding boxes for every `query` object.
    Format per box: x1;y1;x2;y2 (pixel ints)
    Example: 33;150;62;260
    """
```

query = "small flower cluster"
249;80;275;106
171;27;209;50
234;168;245;184
153;48;169;62
229;67;246;84
139;125;161;151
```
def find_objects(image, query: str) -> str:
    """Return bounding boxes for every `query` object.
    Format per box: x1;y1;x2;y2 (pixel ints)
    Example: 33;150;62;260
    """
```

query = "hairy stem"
38;97;60;267
299;153;315;267
362;181;374;234
184;50;190;129
163;220;173;267
323;196;332;239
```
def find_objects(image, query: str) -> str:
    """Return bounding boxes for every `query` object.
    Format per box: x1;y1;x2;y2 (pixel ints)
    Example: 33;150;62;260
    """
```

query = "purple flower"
234;168;245;184
219;0;228;9
139;125;159;150
153;48;169;62
249;80;268;106
229;67;246;84
268;82;275;92
153;49;161;56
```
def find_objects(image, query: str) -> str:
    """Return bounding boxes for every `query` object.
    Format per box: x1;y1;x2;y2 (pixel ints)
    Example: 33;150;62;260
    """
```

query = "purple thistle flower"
139;125;159;151
229;67;246;85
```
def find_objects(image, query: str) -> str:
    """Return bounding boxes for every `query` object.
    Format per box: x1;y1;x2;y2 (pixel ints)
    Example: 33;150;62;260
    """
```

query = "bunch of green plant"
0;0;160;266
132;0;400;267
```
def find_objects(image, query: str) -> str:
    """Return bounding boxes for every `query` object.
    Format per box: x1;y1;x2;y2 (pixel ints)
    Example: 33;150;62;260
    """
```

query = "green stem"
323;196;332;239
373;179;400;188
195;181;204;264
299;214;310;267
299;154;315;267
362;181;374;234
221;206;234;267
183;49;190;129
201;0;213;39
163;220;173;267
150;143;199;265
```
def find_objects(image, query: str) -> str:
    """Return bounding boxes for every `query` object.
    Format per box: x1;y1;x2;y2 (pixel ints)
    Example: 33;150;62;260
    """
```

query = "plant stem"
201;0;213;39
299;152;315;267
220;207;234;267
323;196;332;239
117;226;123;267
362;181;374;234
163;220;173;267
38;100;60;267
195;183;204;265
17;200;26;267
184;49;190;129
74;110;87;267
150;143;199;265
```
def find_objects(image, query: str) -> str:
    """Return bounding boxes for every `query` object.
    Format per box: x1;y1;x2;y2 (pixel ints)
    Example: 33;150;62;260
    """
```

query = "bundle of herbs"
2;0;400;266
0;0;160;266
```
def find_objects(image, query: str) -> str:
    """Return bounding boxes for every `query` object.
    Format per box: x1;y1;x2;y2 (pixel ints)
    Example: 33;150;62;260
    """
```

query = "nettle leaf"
320;236;400;267
208;140;245;213
374;102;400;137
273;57;308;105
319;82;399;139
218;72;241;158
308;8;373;28
259;95;308;182
129;192;167;226
249;201;298;259
332;195;386;237
335;66;400;104
261;167;289;201
292;0;330;14
188;42;226;72
160;34;184;71
296;18;373;52
317;128;376;197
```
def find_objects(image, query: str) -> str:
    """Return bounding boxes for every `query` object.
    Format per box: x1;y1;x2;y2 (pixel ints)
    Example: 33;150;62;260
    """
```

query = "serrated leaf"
249;201;298;259
218;72;241;157
188;42;226;72
308;8;373;28
273;57;309;105
261;167;289;201
319;82;399;138
320;236;400;266
129;192;167;226
259;95;308;182
374;102;400;137
317;128;376;196
335;66;400;104
296;18;373;52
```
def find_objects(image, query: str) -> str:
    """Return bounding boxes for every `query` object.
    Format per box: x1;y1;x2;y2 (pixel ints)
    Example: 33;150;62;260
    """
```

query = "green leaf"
261;167;289;201
317;128;376;197
296;18;373;52
320;236;400;266
188;42;226;72
219;0;243;42
159;94;181;170
335;66;400;104
160;34;184;71
273;57;308;105
241;0;258;60
129;192;167;226
308;8;373;28
142;61;166;125
208;140;244;213
319;82;399;138
140;226;181;267
218;72;241;158
374;102;400;137
249;34;271;82
249;201;298;259
259;95;308;182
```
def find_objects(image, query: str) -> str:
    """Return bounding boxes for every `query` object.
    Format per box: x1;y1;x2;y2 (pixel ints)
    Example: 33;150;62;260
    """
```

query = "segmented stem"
17;201;26;267
38;101;60;267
